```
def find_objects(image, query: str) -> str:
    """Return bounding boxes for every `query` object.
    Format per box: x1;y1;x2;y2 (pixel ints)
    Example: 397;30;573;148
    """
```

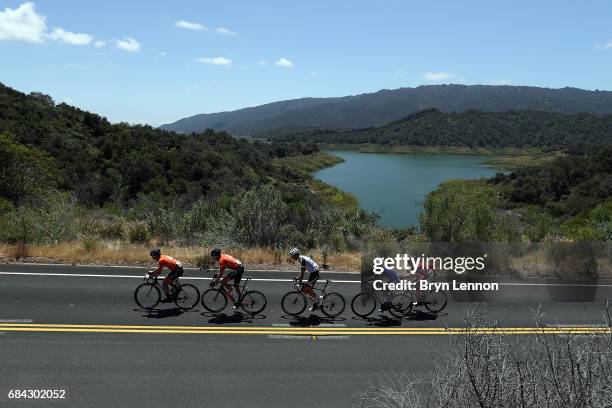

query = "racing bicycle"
133;274;200;310
201;275;267;315
281;279;346;318
351;280;414;318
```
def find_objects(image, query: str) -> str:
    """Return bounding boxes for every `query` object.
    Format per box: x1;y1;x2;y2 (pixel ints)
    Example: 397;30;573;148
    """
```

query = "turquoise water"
313;151;497;228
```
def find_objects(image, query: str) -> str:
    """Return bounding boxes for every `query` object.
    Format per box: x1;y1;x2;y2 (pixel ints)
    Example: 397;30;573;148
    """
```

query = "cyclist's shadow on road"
201;311;266;325
355;310;445;327
281;314;346;327
135;307;190;319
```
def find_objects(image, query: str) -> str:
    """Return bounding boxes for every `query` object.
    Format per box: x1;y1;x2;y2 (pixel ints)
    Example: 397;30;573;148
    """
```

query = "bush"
81;236;99;253
420;180;498;242
128;222;150;244
231;184;289;247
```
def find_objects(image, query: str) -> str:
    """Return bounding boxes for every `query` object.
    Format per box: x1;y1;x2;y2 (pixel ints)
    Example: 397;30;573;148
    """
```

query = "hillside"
266;109;612;148
160;85;612;136
0;82;378;253
0;82;316;207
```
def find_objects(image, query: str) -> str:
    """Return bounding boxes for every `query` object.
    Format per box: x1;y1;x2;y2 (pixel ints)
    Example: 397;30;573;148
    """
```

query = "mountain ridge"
160;84;612;136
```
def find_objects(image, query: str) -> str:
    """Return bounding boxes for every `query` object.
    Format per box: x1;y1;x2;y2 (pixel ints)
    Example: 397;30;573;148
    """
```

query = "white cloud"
258;60;268;66
160;51;167;56
94;40;106;48
0;2;47;43
197;56;232;66
63;97;74;105
49;27;93;45
275;57;295;68
308;72;318;78
422;72;454;81
594;40;612;50
176;20;207;31
116;36;140;52
215;27;236;35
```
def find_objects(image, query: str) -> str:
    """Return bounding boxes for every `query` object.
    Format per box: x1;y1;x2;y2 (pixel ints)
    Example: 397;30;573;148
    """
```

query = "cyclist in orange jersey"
149;247;184;302
210;248;244;305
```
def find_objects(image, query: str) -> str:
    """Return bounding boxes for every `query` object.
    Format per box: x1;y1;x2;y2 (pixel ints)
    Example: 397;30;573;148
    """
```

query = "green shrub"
82;236;99;253
231;184;289;247
128;222;150;244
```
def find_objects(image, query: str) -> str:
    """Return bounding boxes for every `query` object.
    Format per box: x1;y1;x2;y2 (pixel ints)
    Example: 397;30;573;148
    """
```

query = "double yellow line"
0;323;610;336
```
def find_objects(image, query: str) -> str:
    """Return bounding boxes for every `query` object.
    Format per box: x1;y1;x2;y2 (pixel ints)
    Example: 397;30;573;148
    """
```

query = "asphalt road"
1;263;611;408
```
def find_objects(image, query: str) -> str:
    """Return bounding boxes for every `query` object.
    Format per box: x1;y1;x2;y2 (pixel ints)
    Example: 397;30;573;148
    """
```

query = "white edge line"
0;271;360;283
4;263;358;274
1;272;611;287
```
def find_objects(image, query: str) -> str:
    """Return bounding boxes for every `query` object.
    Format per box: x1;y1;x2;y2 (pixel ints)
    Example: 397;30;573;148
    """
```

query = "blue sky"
1;0;611;126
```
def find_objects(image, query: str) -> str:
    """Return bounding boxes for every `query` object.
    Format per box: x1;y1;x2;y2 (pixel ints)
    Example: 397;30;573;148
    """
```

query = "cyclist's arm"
151;264;163;276
217;262;227;279
296;266;305;283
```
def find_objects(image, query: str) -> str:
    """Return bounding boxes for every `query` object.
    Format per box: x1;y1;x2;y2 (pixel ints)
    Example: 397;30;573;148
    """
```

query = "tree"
0;133;59;204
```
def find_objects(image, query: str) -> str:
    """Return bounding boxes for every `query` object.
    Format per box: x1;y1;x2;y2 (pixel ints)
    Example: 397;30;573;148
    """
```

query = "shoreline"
318;143;561;170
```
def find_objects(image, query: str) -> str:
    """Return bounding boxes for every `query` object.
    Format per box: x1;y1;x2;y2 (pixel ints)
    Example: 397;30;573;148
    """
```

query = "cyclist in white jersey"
289;248;321;310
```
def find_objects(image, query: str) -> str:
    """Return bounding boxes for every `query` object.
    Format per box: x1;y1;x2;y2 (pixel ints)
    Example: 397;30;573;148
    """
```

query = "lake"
313;151;497;228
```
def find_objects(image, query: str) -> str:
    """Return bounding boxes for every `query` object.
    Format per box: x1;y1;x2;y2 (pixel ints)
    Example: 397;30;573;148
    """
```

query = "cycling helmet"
210;248;221;257
149;247;161;258
289;247;300;257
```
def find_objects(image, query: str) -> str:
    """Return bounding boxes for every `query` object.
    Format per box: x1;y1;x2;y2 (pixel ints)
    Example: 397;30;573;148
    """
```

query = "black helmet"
210;248;221;257
150;247;161;258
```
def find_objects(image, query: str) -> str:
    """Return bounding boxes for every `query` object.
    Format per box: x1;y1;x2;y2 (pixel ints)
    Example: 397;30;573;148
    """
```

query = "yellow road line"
0;323;608;335
0;323;608;331
0;327;608;335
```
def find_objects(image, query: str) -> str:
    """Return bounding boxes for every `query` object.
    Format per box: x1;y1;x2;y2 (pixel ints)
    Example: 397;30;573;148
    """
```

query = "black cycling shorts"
167;266;184;281
228;265;244;285
307;270;320;285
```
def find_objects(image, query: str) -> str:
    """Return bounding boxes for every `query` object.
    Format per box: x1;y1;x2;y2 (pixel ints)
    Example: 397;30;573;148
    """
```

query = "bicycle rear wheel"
281;291;307;316
320;292;346;318
389;292;414;318
351;293;376;317
425;290;448;313
134;283;161;310
201;288;228;312
240;290;267;315
174;284;200;310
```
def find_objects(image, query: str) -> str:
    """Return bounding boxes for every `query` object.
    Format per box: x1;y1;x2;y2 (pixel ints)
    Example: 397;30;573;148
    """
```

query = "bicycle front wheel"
281;291;307;316
351;293;376;317
240;290;267;315
174;284;200;310
134;283;161;310
389;292;414;318
425;290;448;313
201;288;228;312
321;292;346;318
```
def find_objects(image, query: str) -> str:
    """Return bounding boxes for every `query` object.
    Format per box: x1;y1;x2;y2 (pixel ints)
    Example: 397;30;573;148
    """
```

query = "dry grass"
0;241;362;271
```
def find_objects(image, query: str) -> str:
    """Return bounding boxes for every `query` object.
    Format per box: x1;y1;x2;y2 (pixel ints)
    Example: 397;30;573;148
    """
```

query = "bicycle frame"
210;276;251;299
295;279;333;296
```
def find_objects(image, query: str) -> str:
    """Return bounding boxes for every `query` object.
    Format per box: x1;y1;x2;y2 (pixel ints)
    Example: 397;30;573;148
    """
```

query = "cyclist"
379;267;401;312
414;267;434;305
210;248;244;305
289;248;321;311
148;247;184;302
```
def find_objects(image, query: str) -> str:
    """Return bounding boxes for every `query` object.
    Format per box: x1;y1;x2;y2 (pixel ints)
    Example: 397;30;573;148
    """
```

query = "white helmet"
289;247;300;257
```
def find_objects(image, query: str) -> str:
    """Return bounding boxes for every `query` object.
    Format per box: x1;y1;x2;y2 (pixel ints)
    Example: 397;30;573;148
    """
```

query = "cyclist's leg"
303;271;319;300
163;268;181;297
414;270;428;303
232;266;244;301
221;273;235;301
